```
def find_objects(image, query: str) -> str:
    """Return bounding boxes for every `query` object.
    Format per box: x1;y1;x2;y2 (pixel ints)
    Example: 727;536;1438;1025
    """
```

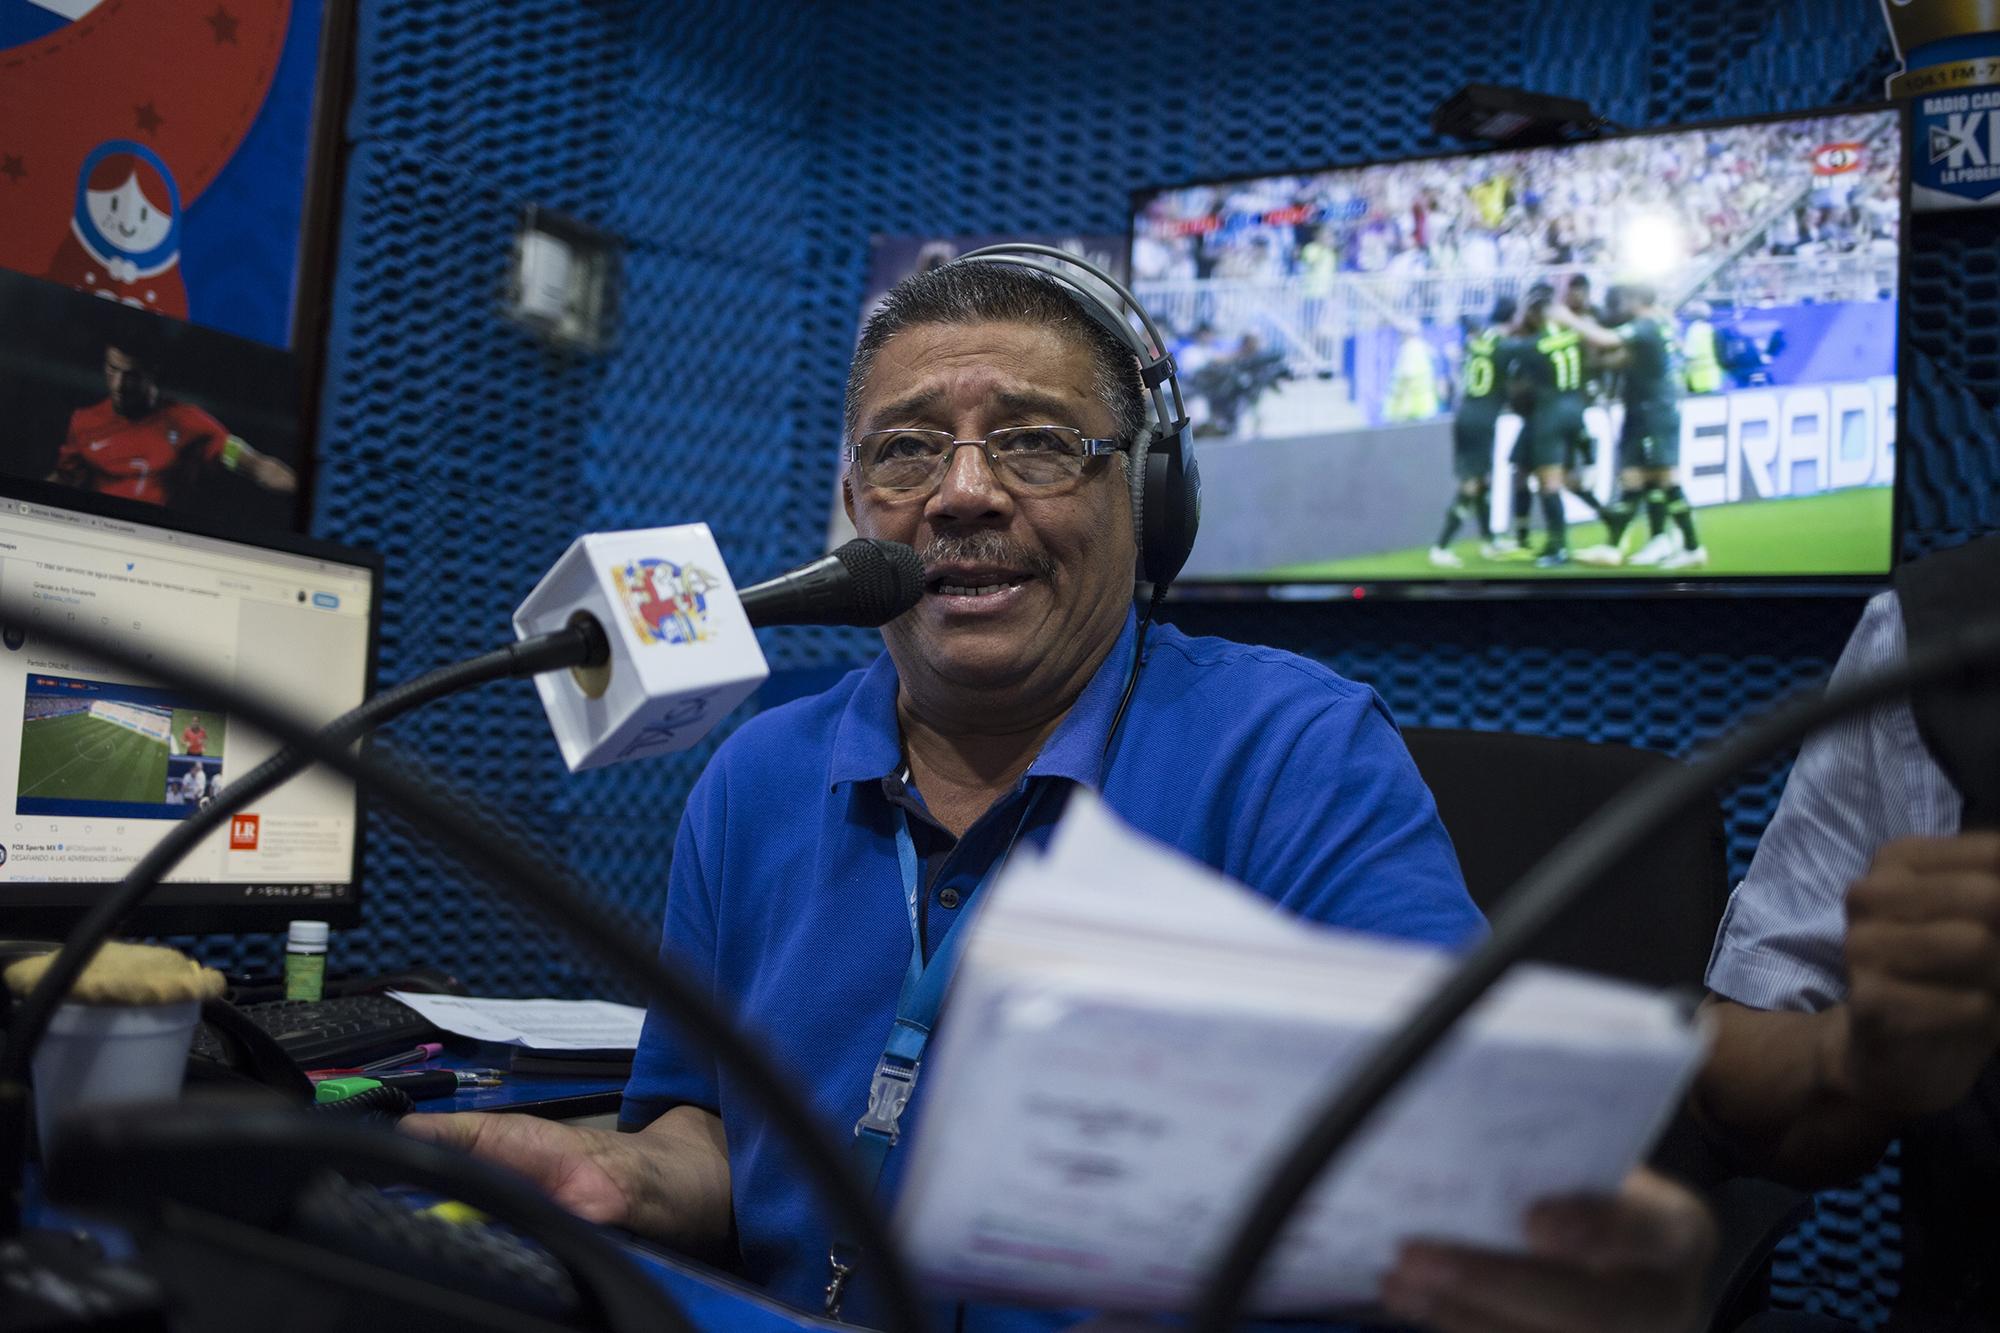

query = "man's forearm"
1690;998;1899;1188
618;1104;734;1252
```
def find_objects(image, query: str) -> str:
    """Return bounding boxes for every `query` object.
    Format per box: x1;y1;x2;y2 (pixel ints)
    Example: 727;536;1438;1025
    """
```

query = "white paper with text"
893;790;1707;1314
385;993;645;1051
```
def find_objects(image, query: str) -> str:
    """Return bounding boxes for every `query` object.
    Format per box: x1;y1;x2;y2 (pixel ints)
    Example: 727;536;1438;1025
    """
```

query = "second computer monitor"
0;477;380;936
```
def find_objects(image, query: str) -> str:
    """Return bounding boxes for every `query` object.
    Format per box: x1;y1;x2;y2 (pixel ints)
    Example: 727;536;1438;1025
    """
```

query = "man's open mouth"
927;570;1031;598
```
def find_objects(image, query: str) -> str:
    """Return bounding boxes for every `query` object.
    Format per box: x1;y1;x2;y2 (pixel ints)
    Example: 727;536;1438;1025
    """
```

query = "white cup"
31;998;200;1159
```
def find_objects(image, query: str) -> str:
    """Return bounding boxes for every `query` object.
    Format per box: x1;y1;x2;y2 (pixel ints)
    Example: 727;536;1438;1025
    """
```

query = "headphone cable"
1101;582;1168;766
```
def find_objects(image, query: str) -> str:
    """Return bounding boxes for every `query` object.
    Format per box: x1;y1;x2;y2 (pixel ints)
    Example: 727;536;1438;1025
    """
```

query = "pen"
374;1069;502;1099
358;1041;444;1073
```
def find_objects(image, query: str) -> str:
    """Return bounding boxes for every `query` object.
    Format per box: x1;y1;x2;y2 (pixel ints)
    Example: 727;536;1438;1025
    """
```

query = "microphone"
740;538;925;628
513;528;922;772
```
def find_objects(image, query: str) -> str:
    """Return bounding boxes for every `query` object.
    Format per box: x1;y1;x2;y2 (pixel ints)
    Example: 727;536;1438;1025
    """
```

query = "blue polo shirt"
623;612;1484;1328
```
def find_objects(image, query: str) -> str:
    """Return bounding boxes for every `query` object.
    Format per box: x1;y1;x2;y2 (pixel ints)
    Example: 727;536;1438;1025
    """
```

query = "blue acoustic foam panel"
193;0;1988;1323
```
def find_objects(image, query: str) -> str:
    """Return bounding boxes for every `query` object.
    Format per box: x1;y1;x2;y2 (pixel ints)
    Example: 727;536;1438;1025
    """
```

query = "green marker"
313;1076;382;1105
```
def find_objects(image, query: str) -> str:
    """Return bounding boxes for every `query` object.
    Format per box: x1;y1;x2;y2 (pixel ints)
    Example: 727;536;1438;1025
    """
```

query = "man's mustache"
920;532;1058;581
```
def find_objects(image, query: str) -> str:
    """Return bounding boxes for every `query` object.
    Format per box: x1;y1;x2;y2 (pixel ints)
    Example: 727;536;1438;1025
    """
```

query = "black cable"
1101;583;1168;764
1187;617;2000;1332
0;608;929;1333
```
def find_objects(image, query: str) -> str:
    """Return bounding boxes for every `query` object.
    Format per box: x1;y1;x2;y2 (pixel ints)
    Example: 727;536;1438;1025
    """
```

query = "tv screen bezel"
1128;99;1910;602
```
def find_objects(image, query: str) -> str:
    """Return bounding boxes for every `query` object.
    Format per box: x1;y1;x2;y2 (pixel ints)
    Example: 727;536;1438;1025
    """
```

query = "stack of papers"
895;790;1707;1314
386;992;645;1052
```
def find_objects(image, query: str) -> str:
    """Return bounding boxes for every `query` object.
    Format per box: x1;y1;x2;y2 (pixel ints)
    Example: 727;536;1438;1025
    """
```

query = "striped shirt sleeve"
1705;592;1966;1013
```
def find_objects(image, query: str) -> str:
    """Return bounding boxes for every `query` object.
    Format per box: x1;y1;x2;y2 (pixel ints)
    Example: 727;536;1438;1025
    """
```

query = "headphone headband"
954;244;1188;446
952;244;1201;590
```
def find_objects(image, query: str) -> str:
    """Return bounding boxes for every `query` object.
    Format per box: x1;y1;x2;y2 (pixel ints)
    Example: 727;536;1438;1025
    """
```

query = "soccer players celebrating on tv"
1558;275;1611;530
1554;288;1707;571
1507;284;1590;568
1430;297;1516;568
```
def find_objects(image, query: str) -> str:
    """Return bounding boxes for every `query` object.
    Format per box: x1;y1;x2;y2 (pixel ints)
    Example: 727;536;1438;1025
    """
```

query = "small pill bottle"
284;920;329;1001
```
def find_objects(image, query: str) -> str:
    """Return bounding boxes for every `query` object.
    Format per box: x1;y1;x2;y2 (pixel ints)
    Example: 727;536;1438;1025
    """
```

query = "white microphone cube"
513;524;770;772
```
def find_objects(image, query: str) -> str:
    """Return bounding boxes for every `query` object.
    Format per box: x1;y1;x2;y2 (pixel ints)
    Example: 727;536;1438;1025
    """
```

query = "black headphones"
955;243;1201;591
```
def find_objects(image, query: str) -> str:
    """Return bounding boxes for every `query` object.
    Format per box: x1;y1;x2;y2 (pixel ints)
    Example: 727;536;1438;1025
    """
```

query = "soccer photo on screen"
16;675;228;820
1130;107;1901;586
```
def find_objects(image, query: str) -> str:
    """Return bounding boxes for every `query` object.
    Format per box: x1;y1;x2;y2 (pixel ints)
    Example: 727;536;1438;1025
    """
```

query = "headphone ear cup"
1140;427;1200;589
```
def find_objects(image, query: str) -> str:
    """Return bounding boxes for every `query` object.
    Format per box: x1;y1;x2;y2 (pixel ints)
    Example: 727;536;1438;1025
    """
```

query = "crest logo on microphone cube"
514;524;769;772
613;556;718;646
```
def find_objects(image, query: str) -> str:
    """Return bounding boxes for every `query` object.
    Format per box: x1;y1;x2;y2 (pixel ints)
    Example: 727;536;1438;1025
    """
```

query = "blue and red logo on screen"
613;558;719;647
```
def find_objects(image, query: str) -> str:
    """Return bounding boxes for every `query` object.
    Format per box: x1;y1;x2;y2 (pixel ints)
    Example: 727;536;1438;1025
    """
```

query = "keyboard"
295;1178;579;1321
191;992;443;1069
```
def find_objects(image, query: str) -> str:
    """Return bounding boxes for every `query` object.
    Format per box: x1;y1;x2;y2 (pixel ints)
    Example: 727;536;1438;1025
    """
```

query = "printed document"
894;790;1707;1314
385;992;645;1051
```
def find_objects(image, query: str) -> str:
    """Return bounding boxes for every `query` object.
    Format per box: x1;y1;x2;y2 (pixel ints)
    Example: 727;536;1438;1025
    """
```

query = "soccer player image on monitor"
50;330;298;509
15;676;230;822
163;754;223;808
169;709;226;761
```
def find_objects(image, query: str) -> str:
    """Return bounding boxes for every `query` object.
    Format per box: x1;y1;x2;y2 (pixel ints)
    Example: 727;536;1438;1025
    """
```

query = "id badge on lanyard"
824;782;1047;1319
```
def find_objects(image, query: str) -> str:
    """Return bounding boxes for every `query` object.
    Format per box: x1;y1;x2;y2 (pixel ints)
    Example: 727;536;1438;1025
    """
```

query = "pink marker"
358;1041;444;1073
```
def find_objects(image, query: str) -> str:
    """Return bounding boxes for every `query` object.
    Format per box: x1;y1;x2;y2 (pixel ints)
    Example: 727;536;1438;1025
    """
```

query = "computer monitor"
0;476;380;936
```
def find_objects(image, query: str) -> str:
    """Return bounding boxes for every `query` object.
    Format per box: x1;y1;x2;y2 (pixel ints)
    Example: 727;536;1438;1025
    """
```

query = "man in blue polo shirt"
408;260;1715;1331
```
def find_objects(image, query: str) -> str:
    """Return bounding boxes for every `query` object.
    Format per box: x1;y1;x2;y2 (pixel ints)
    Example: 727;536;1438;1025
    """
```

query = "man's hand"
1841;832;2000;1116
401;1104;734;1253
401;1112;635;1226
1379;1169;1715;1333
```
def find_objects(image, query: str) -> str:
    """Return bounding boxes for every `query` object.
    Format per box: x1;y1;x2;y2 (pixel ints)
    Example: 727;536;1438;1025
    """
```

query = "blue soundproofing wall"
235;0;1996;1324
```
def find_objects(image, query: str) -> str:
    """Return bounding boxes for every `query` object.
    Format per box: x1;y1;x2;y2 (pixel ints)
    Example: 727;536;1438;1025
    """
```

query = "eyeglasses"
845;426;1124;494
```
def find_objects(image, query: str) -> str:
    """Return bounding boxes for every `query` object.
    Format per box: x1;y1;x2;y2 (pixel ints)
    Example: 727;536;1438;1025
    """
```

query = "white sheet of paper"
894;789;1707;1314
385;992;646;1051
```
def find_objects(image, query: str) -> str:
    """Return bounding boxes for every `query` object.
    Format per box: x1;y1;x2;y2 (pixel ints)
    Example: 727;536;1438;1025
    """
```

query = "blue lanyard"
856;784;1043;1163
825;780;1048;1317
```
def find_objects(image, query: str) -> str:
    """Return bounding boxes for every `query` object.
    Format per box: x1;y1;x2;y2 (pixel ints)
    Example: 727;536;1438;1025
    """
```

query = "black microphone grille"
831;539;925;627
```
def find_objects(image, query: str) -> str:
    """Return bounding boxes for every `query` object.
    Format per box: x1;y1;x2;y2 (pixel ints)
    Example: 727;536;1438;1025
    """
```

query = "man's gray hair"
844;261;1148;449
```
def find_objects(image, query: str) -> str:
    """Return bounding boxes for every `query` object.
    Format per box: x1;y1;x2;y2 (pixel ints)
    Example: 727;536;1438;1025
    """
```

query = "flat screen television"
1130;105;1904;597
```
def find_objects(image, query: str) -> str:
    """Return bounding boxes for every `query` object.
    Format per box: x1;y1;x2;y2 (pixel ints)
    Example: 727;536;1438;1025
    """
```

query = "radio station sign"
1883;1;2000;210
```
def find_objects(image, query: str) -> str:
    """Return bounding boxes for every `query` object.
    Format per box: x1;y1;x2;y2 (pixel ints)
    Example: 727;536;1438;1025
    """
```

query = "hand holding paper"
894;790;1709;1315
